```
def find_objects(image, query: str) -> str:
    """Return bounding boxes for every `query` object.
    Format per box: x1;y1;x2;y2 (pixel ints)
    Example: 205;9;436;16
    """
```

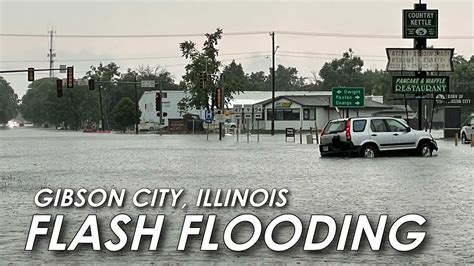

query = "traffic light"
27;68;34;81
88;79;95;90
199;71;207;89
155;92;161;112
56;79;63;97
66;66;74;88
215;87;222;109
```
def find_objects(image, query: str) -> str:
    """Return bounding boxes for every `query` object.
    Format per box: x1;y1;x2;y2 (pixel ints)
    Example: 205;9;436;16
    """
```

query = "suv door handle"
371;134;377;137
393;133;399;136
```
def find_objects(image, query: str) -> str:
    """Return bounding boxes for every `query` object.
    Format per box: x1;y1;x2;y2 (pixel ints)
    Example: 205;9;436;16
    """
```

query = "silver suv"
460;114;474;144
319;117;438;158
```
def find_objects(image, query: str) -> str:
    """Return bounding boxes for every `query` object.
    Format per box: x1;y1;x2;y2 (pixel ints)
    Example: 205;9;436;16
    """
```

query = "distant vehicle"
224;119;237;129
460;114;474;144
319;117;438;158
139;121;160;131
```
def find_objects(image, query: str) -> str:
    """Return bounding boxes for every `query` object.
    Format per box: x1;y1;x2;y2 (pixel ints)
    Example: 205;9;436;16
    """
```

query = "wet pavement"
0;128;472;264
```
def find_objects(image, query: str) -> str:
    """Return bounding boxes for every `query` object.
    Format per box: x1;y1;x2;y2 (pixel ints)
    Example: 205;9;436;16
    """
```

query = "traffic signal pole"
134;74;139;135
160;82;163;136
98;82;105;131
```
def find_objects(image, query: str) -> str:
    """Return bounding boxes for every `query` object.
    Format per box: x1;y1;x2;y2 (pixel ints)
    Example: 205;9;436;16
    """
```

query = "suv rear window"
323;120;346;134
353;120;367;132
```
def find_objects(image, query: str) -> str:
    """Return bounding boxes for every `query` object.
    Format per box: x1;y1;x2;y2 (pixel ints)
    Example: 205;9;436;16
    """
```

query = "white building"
250;95;397;131
139;90;406;131
139;91;203;127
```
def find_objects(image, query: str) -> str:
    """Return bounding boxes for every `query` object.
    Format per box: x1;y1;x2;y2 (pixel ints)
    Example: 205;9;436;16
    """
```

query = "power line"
276;31;474;40
278;54;387;62
0;31;269;38
278;50;386;58
1;30;472;39
0;55;270;75
0;51;271;63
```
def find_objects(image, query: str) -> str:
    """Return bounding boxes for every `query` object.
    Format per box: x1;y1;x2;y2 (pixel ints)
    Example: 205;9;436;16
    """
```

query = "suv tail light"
345;119;351;141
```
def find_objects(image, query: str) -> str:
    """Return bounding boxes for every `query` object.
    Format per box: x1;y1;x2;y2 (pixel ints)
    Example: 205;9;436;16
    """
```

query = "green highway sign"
331;87;365;108
393;76;449;94
403;9;438;38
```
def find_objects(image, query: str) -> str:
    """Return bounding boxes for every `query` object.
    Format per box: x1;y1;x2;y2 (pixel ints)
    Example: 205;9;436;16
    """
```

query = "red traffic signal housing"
66;66;74;88
88;79;95;90
155;92;162;112
27;68;34;81
215;87;222;109
56;79;63;97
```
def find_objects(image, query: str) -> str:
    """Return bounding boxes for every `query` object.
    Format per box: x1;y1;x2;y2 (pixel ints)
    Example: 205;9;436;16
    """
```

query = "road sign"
244;105;253;119
59;65;67;73
436;93;473;106
205;111;213;123
77;79;88;86
331;87;365;108
253;104;263;114
233;104;242;114
244;105;252;114
403;9;438;38
392;76;449;94
215;113;225;123
386;48;454;72
141;80;155;88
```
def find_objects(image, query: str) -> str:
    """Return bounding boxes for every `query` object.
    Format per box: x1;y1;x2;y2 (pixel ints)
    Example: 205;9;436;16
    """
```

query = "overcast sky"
1;0;472;97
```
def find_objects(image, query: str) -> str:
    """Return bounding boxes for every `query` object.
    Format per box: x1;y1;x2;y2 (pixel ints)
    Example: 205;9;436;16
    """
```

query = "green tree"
247;71;269;91
179;28;224;111
319;49;364;90
274;64;305;90
112;97;139;133
20;77;100;129
0;76;18;123
222;60;246;98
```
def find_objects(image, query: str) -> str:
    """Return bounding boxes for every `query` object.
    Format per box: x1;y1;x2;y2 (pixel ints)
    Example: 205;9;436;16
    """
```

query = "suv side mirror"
406;127;411;132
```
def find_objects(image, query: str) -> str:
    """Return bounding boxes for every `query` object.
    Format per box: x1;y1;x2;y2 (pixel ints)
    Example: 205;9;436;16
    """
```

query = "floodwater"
0;128;472;264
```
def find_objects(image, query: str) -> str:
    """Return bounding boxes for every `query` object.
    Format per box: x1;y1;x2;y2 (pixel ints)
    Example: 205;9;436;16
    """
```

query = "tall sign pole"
414;2;427;130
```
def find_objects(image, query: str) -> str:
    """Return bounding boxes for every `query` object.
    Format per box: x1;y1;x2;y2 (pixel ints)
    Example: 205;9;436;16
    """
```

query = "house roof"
257;95;393;109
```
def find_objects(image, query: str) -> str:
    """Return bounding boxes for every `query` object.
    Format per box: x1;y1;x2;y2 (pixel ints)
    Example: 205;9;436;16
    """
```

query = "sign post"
254;104;263;142
244;105;253;142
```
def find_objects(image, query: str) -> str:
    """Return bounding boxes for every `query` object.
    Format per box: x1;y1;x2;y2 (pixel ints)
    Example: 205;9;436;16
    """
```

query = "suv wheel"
418;143;432;157
461;133;467;144
360;144;377;158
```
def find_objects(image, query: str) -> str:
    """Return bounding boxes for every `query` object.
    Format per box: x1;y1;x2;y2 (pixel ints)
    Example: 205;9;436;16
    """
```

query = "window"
353;120;367;132
323;120;346;134
386;119;407;132
370;119;389;132
303;108;316;120
267;109;300;121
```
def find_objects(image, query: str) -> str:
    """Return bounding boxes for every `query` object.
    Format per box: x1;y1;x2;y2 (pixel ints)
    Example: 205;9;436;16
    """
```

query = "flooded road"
1;128;472;264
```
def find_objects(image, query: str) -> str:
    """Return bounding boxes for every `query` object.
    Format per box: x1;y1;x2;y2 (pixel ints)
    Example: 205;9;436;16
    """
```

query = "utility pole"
271;31;276;136
47;27;56;77
134;74;139;135
414;2;427;130
98;82;105;132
